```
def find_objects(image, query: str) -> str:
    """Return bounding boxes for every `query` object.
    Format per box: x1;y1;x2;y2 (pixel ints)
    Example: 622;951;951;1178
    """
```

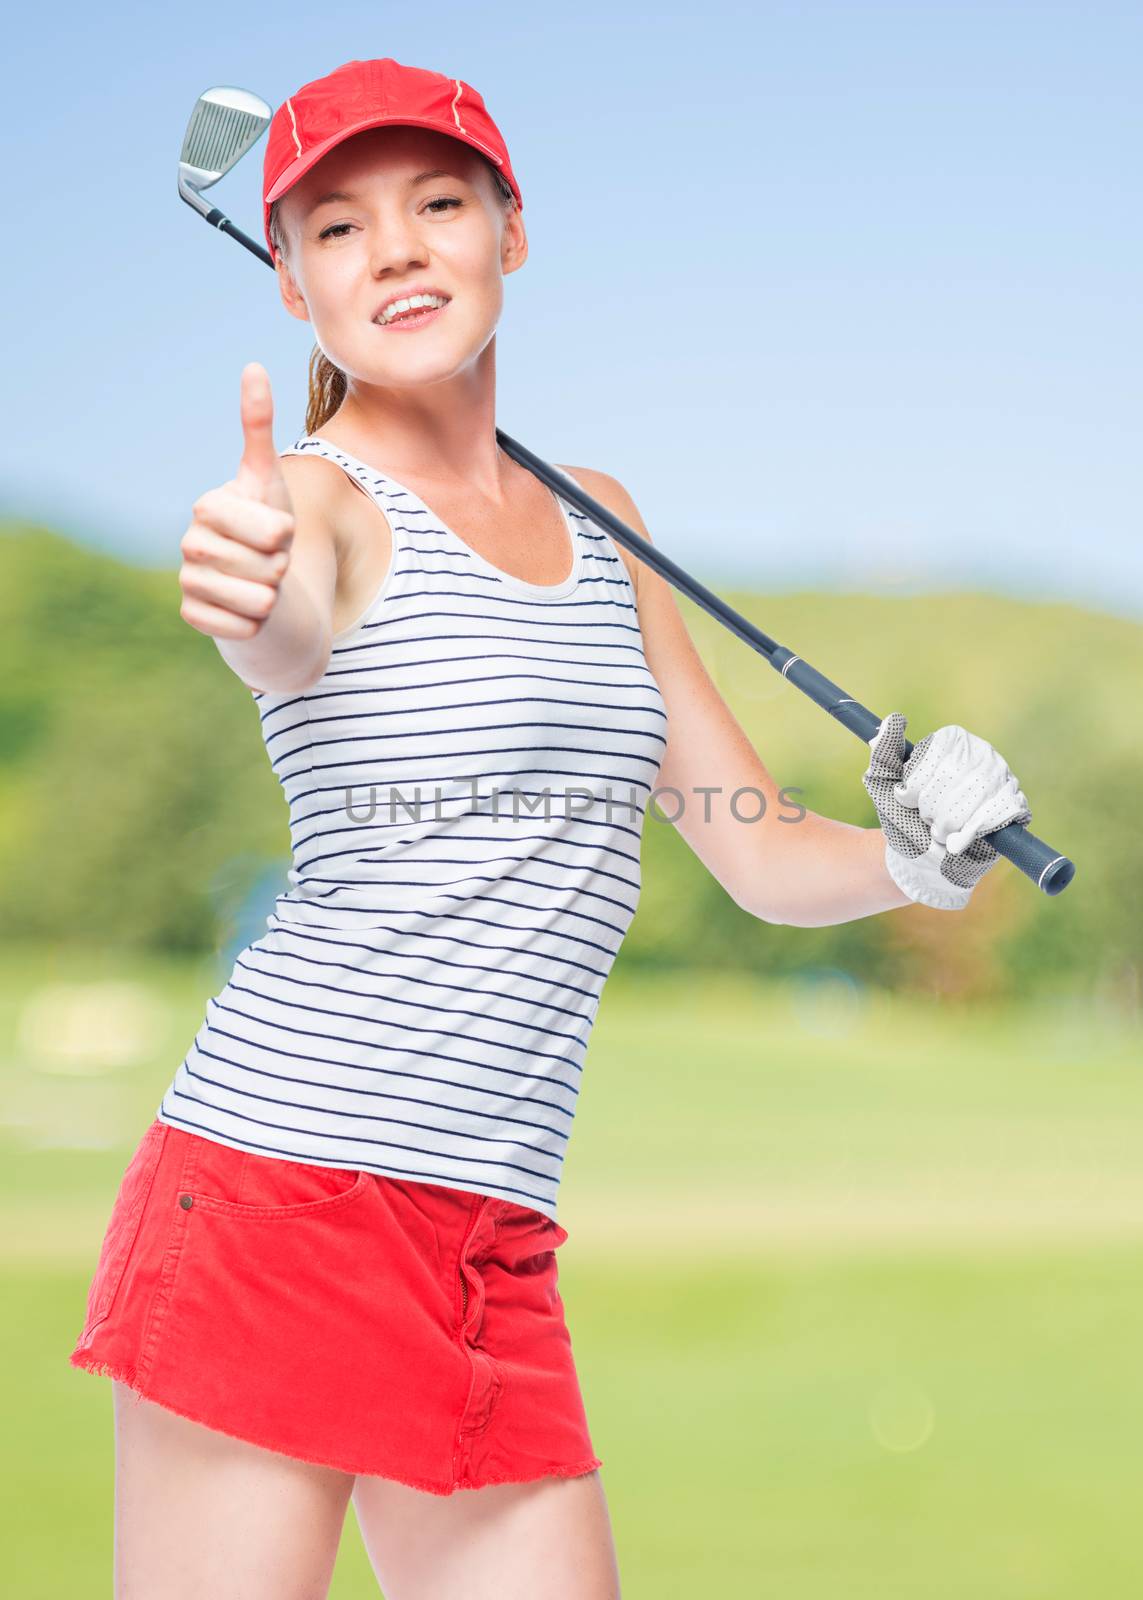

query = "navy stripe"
266;921;602;1002
264;712;667;753
322;650;656;681
200;1004;586;1094
231;951;590;1046
279;779;651;849
289;756;660;794
258;670;665;726
315;848;641;898
268;894;629;956
264;693;663;740
243;941;593;1024
331;629;647;656
237;960;591;1041
291;824;642;875
184;1060;572;1148
187;1045;576;1135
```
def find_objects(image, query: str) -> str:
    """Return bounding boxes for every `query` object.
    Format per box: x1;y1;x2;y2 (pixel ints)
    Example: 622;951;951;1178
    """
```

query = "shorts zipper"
458;1197;482;1331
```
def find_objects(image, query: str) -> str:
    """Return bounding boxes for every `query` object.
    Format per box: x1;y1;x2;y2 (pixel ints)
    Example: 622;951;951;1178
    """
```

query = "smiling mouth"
373;293;451;329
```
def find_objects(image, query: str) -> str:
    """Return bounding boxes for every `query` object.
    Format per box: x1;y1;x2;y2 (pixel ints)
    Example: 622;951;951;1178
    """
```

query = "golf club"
177;85;1075;898
178;87;275;265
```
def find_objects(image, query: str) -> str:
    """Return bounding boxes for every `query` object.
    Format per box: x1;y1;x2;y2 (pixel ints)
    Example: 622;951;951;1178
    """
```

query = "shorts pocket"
80;1119;168;1341
187;1146;370;1219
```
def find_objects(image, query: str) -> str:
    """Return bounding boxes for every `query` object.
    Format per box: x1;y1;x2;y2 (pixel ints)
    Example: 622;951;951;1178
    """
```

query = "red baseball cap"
262;57;523;260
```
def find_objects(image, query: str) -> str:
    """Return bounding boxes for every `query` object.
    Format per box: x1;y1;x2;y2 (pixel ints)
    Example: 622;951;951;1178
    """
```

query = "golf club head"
178;86;272;218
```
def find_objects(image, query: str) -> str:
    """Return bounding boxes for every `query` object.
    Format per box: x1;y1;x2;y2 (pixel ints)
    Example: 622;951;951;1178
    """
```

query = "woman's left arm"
565;468;1030;928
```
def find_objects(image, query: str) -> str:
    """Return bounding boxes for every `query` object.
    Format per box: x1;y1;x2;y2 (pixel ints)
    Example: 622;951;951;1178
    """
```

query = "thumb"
234;362;288;507
867;711;907;780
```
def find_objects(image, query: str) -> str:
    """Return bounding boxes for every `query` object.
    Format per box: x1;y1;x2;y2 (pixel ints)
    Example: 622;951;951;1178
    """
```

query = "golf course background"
3;523;1141;1596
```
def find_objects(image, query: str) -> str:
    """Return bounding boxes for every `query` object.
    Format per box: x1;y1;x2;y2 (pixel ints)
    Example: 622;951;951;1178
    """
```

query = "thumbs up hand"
179;363;297;640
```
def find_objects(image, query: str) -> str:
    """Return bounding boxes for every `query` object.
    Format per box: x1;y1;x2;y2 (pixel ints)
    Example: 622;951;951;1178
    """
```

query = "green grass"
3;951;1142;1595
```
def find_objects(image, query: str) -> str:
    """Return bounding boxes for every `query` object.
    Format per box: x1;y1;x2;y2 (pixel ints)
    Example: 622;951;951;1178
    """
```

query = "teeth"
376;293;448;324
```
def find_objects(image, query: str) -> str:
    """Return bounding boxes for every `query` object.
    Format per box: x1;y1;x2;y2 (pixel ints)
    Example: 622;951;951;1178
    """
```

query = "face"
274;124;526;390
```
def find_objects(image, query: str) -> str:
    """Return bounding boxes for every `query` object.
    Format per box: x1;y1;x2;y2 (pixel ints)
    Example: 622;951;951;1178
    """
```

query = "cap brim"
265;112;511;209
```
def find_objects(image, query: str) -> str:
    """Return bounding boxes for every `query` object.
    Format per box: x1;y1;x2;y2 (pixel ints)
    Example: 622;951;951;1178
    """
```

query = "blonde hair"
268;160;518;436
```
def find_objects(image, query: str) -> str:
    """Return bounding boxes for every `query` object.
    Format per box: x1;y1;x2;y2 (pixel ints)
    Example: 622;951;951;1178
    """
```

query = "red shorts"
69;1119;602;1494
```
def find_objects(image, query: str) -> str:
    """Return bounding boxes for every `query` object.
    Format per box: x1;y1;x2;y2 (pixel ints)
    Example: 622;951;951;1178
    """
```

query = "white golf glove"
862;712;1032;911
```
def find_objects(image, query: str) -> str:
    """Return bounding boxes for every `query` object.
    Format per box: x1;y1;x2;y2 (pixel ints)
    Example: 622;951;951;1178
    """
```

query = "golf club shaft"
205;200;1074;898
194;201;274;267
495;433;1074;897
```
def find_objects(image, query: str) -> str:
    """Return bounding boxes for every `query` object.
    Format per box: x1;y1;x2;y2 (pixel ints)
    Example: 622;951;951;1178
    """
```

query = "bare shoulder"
279;449;356;527
554;463;697;683
279;450;387;562
553;464;651;597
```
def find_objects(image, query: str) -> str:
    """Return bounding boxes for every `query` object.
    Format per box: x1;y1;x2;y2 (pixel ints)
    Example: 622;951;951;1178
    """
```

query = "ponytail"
267;161;518;437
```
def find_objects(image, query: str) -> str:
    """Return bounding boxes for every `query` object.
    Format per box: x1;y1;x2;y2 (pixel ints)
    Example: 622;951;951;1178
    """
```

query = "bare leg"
112;1382;355;1599
352;1467;621;1600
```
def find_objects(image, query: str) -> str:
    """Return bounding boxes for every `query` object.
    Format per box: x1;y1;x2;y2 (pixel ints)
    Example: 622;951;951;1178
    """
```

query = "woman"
70;56;1031;1599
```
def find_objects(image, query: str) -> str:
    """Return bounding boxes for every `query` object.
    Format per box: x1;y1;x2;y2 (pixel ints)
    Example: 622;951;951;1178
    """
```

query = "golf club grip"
767;648;1075;896
495;430;1075;898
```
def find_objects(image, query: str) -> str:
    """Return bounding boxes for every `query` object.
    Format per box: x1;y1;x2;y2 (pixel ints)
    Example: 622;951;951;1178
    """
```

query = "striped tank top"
157;432;668;1220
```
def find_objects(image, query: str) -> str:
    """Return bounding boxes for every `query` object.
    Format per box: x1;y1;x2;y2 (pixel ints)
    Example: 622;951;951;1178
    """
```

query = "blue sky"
3;1;1140;616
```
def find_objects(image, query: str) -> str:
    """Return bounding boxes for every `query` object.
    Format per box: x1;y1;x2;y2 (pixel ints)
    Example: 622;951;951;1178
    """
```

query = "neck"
318;338;509;499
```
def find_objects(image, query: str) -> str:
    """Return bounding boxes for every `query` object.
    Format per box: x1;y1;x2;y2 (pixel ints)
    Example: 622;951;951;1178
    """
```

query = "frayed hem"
449;1456;604;1493
68;1348;602;1494
69;1349;141;1387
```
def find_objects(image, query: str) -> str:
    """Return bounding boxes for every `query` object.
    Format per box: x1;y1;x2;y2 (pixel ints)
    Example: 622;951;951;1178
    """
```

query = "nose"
367;210;429;278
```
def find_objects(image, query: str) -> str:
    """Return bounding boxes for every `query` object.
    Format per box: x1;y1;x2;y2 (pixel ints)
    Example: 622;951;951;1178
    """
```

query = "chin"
362;336;494;384
337;355;461;391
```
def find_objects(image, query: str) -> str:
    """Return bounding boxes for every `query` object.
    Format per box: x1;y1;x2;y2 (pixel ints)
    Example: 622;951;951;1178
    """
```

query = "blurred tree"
2;525;1138;1008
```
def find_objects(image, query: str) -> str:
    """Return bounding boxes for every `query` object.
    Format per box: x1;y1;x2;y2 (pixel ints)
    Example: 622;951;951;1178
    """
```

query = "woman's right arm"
178;363;336;695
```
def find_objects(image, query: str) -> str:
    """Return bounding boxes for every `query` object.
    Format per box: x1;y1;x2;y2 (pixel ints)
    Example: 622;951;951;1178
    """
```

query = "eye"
318;198;461;241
